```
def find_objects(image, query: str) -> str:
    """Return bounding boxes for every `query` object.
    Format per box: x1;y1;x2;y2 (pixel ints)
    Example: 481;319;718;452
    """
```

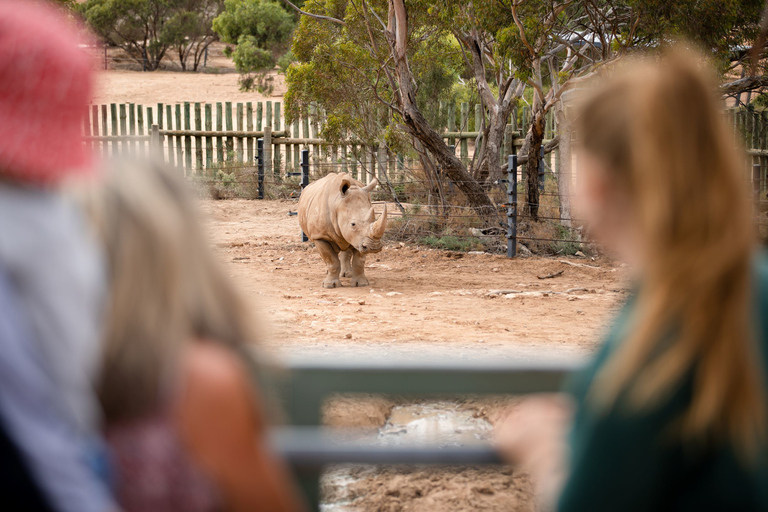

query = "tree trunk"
477;109;507;183
554;103;572;227
520;110;546;220
389;0;495;216
402;102;496;215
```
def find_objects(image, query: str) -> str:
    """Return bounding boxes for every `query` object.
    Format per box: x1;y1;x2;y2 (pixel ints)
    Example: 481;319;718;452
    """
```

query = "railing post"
507;154;518;258
301;149;309;242
538;155;545;192
257;138;264;200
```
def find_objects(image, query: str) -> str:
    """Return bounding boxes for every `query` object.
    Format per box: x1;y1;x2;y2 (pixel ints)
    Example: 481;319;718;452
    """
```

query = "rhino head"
337;177;387;254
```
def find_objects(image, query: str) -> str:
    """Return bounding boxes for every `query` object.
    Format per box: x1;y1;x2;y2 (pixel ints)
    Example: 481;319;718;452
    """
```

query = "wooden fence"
82;101;558;185
84;102;768;198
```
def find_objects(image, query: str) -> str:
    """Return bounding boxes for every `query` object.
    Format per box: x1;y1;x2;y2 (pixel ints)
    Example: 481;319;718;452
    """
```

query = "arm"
175;342;306;512
0;266;116;512
495;394;573;511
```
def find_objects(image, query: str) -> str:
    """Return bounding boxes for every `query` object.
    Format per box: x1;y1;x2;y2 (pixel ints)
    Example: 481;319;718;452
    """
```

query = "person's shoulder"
182;341;250;396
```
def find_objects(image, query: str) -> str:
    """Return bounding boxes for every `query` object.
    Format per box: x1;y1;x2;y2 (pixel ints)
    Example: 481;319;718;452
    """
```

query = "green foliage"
753;93;768;109
285;0;463;147
212;0;294;90
418;235;482;252
550;224;582;256
77;0;199;71
630;0;763;68
277;50;296;74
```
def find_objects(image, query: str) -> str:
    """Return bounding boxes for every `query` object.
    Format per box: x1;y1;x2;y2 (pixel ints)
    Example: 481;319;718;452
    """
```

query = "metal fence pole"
507;154;518;258
257;138;264;200
301;149;309;242
538;155;545;192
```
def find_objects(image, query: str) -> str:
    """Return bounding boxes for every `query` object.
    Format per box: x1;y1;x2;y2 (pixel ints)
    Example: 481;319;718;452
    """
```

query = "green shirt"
558;254;768;511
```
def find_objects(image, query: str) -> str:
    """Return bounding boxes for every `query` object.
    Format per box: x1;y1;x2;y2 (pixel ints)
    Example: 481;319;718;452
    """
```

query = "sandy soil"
200;198;628;361
200;198;628;511
93;70;285;106
92;44;286;105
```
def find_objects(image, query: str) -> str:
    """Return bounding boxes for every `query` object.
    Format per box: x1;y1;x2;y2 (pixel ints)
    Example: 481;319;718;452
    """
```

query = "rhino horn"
362;178;379;193
371;203;387;239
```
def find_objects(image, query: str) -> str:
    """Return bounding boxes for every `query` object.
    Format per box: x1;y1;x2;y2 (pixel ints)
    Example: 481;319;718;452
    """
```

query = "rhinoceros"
298;173;387;288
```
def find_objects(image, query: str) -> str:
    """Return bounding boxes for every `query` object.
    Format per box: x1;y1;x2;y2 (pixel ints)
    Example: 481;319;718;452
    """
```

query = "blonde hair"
578;47;766;458
80;160;258;423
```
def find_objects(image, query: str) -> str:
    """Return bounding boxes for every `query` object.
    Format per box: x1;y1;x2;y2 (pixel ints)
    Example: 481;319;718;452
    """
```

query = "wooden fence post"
128;103;136;156
237;102;244;162
246;102;254;165
150;124;161;158
119;103;127;156
264;125;272;180
195;102;203;173
137;104;144;156
90;105;100;157
310;103;319;164
274;102;281;178
166;105;175;167
101;105;109;158
216;102;223;164
225;101;233;158
146;106;153;158
475;103;483;161
460;102;469;165
184;102;192;171
293;120;300;173
377;142;387;182
174;104;183;169
205;104;213;171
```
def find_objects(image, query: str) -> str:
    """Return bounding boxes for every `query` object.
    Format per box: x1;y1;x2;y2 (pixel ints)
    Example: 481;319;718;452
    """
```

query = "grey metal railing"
269;356;582;509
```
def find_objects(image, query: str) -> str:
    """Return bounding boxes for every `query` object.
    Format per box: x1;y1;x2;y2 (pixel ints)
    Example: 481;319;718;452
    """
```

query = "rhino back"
298;173;355;246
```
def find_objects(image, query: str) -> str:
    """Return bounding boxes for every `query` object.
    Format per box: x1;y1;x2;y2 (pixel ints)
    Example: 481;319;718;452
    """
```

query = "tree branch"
720;75;768;95
499;136;560;171
276;0;346;25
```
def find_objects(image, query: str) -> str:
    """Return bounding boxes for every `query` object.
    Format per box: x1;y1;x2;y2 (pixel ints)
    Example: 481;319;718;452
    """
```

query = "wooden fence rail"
83;102;768;201
82;101;557;186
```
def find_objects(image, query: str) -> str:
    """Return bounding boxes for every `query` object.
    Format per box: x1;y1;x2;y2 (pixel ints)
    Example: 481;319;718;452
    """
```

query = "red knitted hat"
0;1;95;186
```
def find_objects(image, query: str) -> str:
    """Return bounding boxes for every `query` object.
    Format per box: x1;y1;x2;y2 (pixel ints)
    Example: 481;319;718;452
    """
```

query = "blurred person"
79;159;305;512
0;1;116;511
496;47;768;510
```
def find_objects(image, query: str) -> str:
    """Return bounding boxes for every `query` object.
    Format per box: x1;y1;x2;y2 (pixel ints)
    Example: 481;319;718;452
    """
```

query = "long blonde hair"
81;160;258;423
579;47;766;457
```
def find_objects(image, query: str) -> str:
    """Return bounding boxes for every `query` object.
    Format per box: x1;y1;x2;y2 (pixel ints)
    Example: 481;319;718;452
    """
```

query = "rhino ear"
340;178;352;196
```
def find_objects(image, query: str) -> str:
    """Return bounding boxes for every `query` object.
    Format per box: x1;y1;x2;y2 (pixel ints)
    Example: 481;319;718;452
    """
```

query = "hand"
494;393;574;509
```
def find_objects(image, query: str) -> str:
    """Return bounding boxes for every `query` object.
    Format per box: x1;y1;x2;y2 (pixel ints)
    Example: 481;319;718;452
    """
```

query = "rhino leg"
339;249;353;278
349;250;369;287
314;239;343;288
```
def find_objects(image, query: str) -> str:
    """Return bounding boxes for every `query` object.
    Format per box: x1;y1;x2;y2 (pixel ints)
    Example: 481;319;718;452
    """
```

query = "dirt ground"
92;44;286;106
201;198;628;360
200;198;629;511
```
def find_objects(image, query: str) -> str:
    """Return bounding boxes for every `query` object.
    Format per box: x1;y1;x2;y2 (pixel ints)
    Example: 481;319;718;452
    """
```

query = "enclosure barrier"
82;100;557;183
269;356;579;509
83;103;768;258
